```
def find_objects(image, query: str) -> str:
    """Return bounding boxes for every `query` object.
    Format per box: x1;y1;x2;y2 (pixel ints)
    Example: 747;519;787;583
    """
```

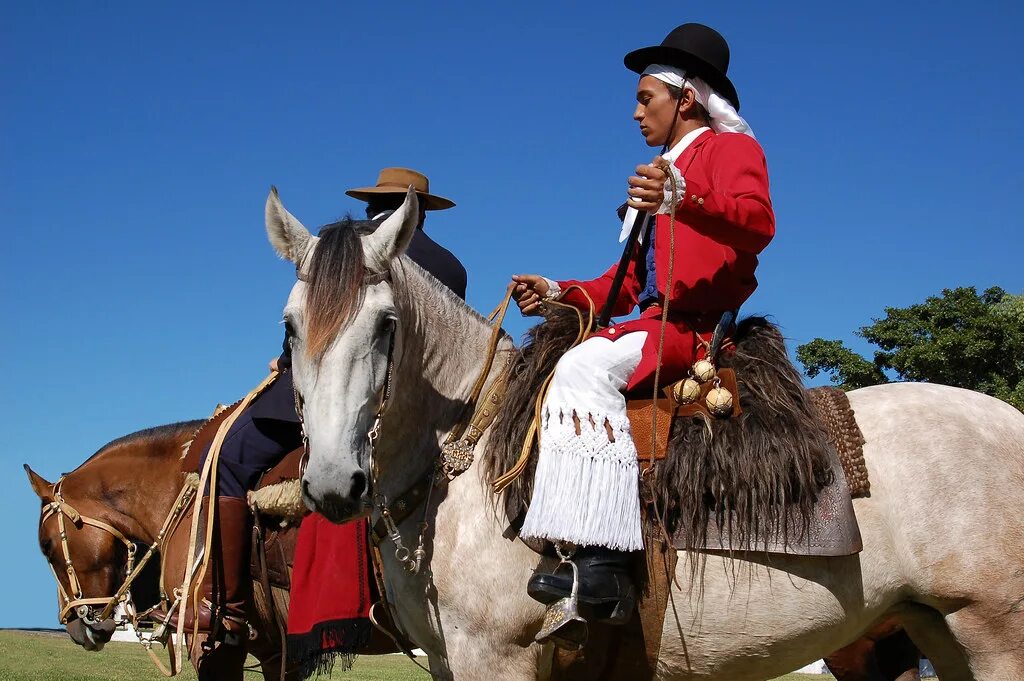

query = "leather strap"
176;371;278;668
638;528;678;671
369;471;434;546
491;284;596;493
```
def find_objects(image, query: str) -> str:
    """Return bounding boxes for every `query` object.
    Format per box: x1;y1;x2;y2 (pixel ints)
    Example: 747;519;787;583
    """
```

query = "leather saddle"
178;399;306;590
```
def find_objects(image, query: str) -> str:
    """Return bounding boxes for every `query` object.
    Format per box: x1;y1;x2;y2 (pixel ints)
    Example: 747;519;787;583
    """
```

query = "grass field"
0;630;838;681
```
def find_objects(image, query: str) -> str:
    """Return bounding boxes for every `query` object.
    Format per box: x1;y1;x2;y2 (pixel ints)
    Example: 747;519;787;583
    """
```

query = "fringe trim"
287;617;372;679
520;407;643;551
248;479;307;521
184;472;306;520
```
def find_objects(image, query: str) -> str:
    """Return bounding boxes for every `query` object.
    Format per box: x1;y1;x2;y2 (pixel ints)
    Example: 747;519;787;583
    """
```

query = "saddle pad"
254;524;299;589
808;387;869;498
633;384;869;500
670;455;863;556
630;385;866;557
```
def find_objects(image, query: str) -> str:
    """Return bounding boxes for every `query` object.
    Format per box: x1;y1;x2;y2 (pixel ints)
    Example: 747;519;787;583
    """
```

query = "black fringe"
286;618;372;679
656;317;835;552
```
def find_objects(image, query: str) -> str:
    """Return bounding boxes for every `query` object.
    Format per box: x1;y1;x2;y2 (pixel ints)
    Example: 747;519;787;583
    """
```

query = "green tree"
796;287;1024;411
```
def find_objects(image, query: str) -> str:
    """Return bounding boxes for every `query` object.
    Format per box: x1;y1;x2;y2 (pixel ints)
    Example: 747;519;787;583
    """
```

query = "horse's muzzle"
302;468;371;524
66;617;116;651
314;491;372;524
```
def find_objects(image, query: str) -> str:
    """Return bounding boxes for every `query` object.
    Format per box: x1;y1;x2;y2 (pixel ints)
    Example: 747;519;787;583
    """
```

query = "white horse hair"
266;187;1024;680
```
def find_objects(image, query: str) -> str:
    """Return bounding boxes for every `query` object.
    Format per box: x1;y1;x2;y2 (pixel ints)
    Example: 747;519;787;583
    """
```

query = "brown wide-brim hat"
345;167;455;211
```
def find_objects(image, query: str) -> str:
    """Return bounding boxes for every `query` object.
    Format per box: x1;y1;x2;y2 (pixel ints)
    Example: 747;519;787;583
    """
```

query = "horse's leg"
258;654;300;681
824;618;922;681
897;603;972;681
824;615;911;681
438;638;543;681
943;602;1024;680
872;629;921;681
190;635;247;681
824;636;888;681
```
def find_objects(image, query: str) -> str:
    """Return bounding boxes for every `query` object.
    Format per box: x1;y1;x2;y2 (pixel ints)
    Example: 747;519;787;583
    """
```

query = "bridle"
41;476;196;628
290;265;514;561
289;263;514;677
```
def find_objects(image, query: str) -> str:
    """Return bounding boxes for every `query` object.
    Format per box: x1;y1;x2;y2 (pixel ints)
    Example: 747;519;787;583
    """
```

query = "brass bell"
693;359;717;383
672;378;701;405
706;386;734;417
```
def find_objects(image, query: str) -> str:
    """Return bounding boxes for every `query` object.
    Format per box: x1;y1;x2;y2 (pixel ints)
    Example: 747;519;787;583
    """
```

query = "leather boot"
156;497;251;637
528;546;636;624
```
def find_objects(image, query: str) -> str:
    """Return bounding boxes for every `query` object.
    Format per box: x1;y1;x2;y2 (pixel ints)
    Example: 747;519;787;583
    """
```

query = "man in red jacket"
512;23;775;623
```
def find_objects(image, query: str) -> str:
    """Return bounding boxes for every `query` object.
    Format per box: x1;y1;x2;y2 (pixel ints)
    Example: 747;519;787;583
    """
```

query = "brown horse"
25;420;297;681
27;421;923;681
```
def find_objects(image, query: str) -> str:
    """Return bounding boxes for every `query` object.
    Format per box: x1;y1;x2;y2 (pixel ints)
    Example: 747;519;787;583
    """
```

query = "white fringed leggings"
519;331;647;551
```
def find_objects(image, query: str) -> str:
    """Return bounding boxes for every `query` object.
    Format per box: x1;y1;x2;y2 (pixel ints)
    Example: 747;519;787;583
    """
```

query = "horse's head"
265;186;420;523
26;464;124;650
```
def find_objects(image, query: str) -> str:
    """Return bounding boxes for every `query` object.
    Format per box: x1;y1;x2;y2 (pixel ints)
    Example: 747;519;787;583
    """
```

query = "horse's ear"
265;186;314;265
24;464;53;501
362;187;419;272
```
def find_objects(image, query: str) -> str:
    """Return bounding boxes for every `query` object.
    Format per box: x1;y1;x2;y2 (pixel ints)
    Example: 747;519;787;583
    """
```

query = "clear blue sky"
2;2;1021;628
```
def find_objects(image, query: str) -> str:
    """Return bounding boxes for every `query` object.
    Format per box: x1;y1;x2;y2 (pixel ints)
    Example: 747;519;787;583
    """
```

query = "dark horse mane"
487;310;835;551
81;419;204;467
304;216;377;360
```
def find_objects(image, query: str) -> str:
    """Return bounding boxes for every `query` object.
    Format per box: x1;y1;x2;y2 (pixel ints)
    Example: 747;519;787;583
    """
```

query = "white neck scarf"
641;64;753;138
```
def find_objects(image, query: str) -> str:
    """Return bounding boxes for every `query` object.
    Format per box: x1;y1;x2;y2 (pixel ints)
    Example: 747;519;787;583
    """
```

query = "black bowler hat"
624;23;740;111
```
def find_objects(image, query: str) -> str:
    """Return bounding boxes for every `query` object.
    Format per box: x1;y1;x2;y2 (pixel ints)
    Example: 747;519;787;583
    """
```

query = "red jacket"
557;130;775;392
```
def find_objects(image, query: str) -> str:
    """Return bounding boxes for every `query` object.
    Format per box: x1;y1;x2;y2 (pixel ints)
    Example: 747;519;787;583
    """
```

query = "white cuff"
656;165;686;215
542;277;562;299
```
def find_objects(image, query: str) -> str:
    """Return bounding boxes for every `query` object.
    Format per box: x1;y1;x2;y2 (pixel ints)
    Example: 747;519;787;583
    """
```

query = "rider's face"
633;76;681;148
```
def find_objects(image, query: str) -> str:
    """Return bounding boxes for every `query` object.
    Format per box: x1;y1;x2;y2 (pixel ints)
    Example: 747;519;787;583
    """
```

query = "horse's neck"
375;265;532;655
379;261;513;496
67;441;184;543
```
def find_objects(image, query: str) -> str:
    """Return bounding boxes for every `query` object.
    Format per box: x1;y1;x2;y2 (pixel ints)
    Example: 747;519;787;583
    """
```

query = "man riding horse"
511;23;774;621
159;167;467;637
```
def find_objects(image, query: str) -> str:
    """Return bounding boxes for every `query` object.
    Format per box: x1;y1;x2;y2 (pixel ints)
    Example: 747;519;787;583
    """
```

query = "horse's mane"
487;311;835;550
392;255;491;329
81;419;205;467
305;217;375;360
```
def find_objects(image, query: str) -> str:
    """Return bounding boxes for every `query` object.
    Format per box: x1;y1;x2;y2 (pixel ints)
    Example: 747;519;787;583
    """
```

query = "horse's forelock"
305;218;372;360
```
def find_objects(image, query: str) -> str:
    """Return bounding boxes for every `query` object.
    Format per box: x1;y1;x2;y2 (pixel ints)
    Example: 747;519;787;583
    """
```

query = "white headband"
641;64;753;138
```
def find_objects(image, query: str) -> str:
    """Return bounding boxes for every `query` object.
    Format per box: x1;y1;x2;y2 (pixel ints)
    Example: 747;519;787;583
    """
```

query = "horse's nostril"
302;479;311;499
350;470;367;499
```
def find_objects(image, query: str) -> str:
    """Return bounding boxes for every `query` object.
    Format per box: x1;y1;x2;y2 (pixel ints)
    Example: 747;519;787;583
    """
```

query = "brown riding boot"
157;497;251;637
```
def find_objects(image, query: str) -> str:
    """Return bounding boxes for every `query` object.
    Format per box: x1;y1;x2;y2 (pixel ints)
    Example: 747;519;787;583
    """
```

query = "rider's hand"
269;357;280;372
511;274;550;316
627;157;669;213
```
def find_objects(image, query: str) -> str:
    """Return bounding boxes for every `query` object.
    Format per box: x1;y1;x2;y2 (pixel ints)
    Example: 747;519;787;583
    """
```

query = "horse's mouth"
315;493;372;524
66;617;116;651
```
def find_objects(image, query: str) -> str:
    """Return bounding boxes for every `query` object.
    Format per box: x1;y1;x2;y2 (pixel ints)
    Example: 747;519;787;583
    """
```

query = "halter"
41;476;196;627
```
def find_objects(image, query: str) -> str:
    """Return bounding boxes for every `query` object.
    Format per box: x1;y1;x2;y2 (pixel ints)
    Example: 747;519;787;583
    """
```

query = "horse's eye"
284;318;297;340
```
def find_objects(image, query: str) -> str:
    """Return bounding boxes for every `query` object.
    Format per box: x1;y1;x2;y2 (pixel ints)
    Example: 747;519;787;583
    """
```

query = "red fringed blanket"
287;514;372;678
